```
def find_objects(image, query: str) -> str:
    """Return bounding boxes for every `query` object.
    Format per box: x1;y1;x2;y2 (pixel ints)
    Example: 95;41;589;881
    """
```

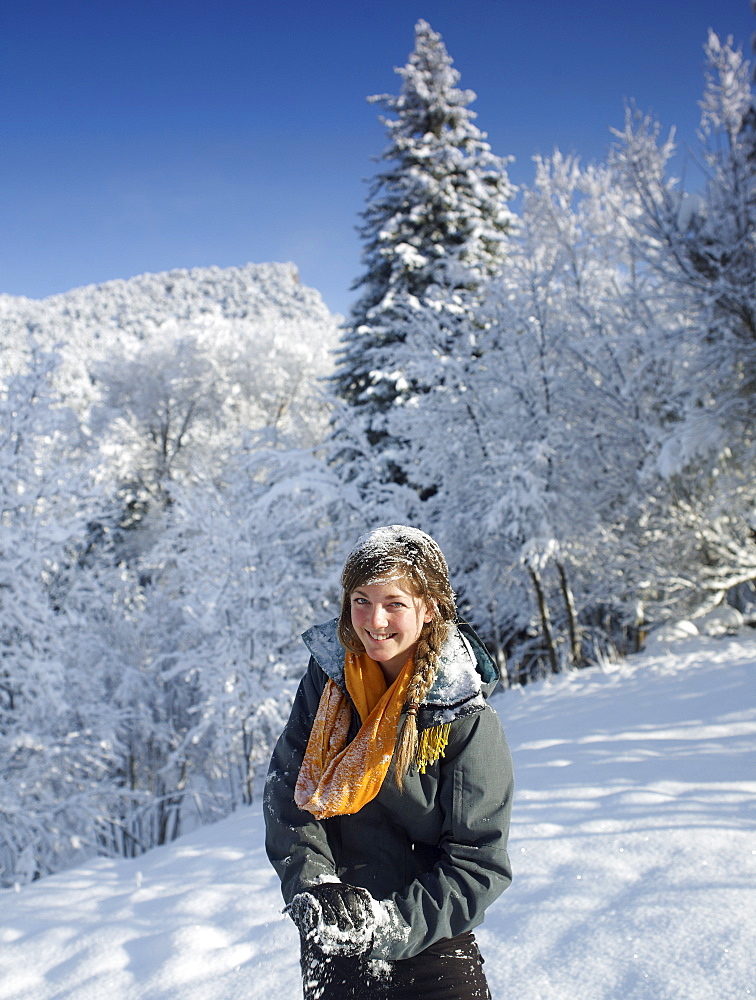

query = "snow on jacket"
263;618;514;962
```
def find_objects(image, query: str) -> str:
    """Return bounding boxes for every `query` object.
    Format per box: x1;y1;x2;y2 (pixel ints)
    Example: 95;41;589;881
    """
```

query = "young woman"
264;525;514;999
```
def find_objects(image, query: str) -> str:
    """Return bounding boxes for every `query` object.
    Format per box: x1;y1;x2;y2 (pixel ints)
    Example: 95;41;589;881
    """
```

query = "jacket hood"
301;618;499;728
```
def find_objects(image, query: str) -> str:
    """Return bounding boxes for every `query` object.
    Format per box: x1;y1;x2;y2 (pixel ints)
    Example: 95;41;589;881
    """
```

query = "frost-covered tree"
610;31;756;615
102;445;359;838
349;19;514;316
0;263;345;876
418;150;682;676
92;291;336;525
0;346;118;884
94;331;222;505
611;32;755;465
330;19;515;493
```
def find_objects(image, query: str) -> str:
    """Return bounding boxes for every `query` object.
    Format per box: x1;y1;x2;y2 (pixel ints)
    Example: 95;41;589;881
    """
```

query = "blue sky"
1;0;753;316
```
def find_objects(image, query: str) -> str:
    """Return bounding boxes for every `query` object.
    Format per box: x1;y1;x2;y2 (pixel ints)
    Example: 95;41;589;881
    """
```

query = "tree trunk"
556;560;583;666
527;565;559;675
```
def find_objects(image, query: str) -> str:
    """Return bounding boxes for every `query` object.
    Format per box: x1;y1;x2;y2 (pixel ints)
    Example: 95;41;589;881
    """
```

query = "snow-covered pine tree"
330;19;515;497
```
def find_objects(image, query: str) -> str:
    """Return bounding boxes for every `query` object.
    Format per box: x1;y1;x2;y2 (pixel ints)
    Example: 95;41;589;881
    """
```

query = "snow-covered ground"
1;633;754;1000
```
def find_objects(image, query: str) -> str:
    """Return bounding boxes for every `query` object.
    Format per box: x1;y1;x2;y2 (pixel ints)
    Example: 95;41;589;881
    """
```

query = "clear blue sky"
1;0;753;316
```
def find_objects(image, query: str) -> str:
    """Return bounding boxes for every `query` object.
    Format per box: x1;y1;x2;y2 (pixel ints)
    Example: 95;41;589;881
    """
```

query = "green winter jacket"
263;618;514;962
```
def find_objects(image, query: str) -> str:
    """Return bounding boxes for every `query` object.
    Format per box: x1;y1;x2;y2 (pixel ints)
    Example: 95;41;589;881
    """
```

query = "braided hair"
338;525;456;789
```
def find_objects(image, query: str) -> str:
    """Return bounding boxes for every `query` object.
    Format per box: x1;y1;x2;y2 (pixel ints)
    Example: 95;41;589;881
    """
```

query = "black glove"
286;882;375;956
308;883;372;932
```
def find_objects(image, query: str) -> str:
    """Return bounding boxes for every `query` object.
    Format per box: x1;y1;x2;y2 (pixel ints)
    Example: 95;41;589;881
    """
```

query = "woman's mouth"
366;631;396;642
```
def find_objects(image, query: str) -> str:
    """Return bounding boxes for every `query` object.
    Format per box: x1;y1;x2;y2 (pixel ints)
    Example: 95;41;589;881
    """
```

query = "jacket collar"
301;618;499;724
301;618;347;685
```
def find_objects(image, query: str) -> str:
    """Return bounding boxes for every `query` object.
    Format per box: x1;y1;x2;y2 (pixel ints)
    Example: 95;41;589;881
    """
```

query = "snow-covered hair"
338;525;456;789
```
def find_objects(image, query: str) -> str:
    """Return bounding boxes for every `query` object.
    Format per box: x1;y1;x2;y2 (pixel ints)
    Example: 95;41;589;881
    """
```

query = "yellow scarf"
294;652;414;820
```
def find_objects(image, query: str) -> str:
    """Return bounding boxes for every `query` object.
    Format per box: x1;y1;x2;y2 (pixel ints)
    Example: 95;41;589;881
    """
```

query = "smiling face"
350;578;434;681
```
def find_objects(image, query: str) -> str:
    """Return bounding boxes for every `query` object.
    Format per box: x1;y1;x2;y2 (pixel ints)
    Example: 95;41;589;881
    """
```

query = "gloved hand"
286;882;375;957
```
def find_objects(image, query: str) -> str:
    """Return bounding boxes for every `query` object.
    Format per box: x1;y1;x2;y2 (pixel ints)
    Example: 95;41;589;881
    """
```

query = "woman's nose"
369;604;388;628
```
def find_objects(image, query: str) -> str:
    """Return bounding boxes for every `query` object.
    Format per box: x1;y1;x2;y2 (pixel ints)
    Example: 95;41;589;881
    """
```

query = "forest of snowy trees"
1;21;754;885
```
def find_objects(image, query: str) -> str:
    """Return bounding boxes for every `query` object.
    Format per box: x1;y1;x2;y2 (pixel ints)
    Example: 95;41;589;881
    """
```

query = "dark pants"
301;931;491;1000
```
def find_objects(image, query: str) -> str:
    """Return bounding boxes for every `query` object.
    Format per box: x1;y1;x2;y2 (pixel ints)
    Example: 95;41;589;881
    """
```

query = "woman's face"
350;578;433;681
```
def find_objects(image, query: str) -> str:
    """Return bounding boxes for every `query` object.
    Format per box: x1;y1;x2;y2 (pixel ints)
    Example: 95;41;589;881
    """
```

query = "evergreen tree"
330;19;515;492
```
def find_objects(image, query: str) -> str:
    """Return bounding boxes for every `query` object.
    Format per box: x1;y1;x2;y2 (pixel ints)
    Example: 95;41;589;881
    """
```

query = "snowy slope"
0;261;337;339
1;633;753;1000
0;261;340;425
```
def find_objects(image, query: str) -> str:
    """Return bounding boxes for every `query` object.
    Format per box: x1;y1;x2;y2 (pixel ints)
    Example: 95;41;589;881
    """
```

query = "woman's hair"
338;525;456;789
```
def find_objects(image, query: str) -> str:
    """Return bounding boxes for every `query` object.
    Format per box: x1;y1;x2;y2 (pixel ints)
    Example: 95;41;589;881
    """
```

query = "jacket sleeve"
372;705;514;961
263;657;337;903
